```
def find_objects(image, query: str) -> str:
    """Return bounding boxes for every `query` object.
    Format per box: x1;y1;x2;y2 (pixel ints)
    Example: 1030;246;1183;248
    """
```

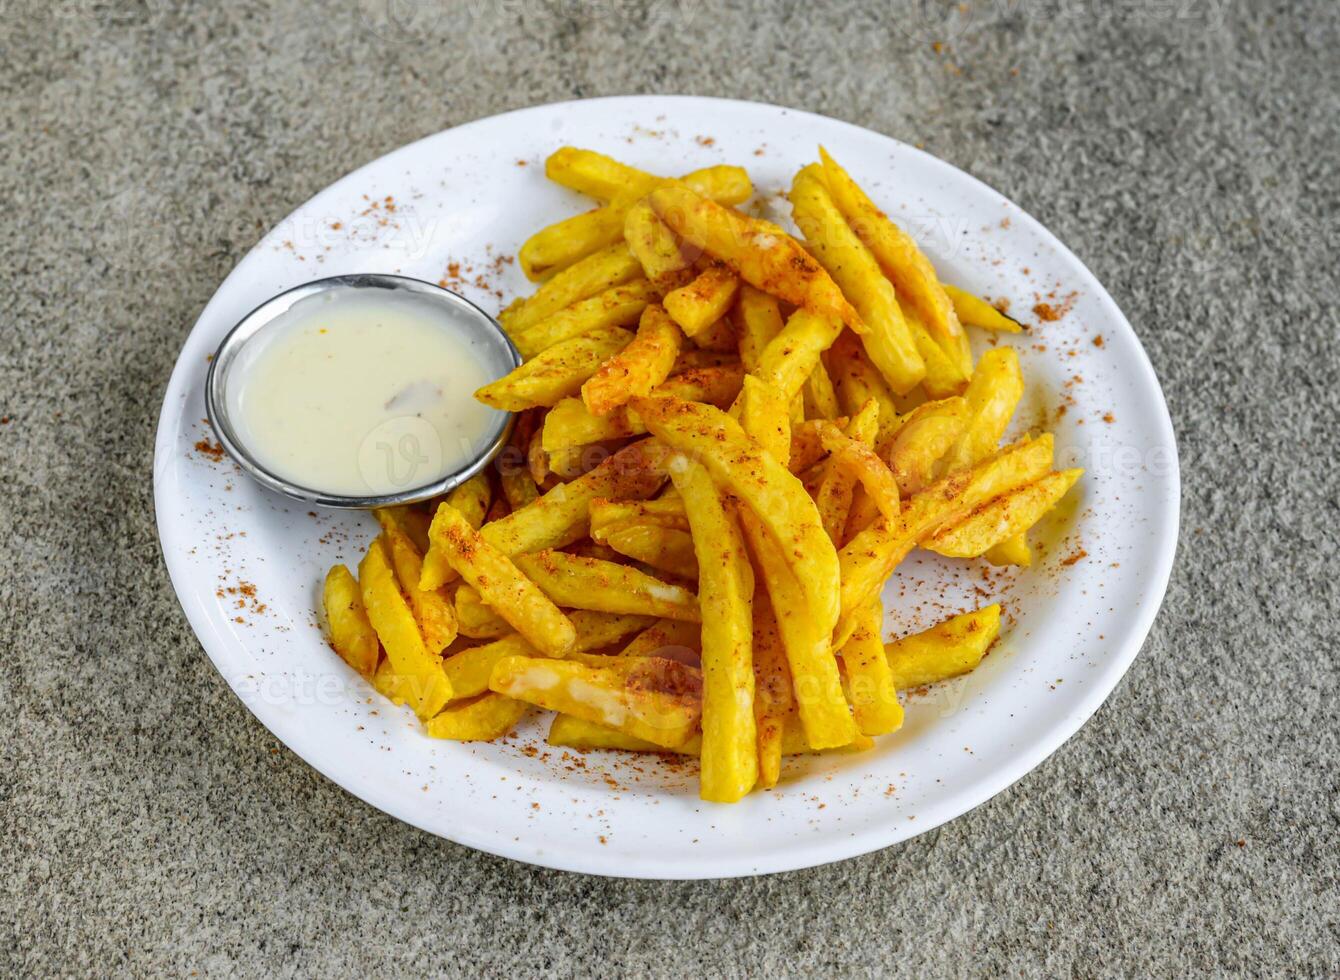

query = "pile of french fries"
321;145;1082;802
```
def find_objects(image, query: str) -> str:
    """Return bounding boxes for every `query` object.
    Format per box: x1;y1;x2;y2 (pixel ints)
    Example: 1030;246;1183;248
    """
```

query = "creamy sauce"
227;287;504;496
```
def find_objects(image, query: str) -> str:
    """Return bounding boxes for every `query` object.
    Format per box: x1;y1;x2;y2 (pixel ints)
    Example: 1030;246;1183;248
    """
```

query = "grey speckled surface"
2;0;1338;975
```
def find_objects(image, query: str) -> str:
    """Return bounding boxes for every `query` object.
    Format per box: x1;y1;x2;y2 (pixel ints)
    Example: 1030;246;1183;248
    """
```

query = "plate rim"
153;94;1181;879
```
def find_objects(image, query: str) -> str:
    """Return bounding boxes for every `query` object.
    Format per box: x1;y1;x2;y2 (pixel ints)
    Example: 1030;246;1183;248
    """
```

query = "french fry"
672;349;741;373
617;618;702;658
663;265;741;338
508;280;658;358
358;537;452;719
428;504;577;657
886;605;1001;689
888;397;969;495
840;600;903;736
443;611;653;700
632;395;840;635
736;375;792;465
944;285;1023;333
816;417;900;521
581;304;683;417
624;200;695;292
755;309;845;400
926;468;1083;557
454;584;513;639
501;244;644;335
481;439;671;560
734;284;785;373
520;165;752;280
589;497;690;539
835;434;1054;645
374;510;459;653
476;326;634;411
939;346;1024;474
749;594;791;787
513;550;701;621
490;655;702;749
985;535;1033;568
814;399;882;542
420;474;494;590
904;303;969;398
542;365;745;451
322;565;380;678
603;523;699;580
497;412;542;511
827;331;900;450
818;146;973;376
425;693;530;741
670;453;757;802
790;164;926;393
687;315;738;353
544;146;650;201
648;182;864;332
803;360;842;420
545;713;874;757
739;508;855;750
787;419;836;474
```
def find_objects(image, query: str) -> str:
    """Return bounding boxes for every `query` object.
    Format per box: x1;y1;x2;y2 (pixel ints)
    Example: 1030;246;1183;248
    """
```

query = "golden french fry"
632;396;840;634
374;510;459;653
944;285;1023;333
886;605;1001;689
513;550;700;621
520;165;752;281
501;244;644;335
545;713;873;757
543;146;650;201
496;414;542;512
476;326;634;411
814;399;881;543
818;146;972;376
425;693;530;741
749;594;791;788
603;523;699;580
589;496;690;540
322;565;379;678
835;434;1054;645
453;584;513;639
827;331;900;450
739;508;855;751
904;303;969;398
790;164;926;393
624;200;695;292
663;265;741;337
358;537;452;719
648;182;863;332
736;375;792;465
490;654;702;748
510;280;658;359
816;417;900;521
542;365;745;451
482;438;671;561
939;346;1024;474
755;309;845;400
443;611;652;700
840;600;903;736
670;453;757;802
617;617;702;658
734;284;785;374
888;396;969;496
927;468;1083;557
420;473;493;590
787;418;837;474
581;304;683;417
985;535;1032;567
687;315;738;353
428;504;577;657
803;360;842;420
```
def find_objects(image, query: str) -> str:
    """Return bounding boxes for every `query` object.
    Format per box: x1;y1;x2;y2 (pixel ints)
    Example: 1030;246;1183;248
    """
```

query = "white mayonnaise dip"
226;286;503;496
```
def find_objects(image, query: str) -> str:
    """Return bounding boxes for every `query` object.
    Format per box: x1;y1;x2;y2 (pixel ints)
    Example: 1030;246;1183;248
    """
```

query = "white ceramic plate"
154;96;1178;879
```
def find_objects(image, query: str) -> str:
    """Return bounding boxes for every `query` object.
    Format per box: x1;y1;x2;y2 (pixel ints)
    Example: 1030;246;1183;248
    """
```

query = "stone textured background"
2;0;1337;974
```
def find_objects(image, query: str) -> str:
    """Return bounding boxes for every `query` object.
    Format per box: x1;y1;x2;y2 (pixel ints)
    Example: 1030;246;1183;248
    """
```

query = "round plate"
154;96;1179;879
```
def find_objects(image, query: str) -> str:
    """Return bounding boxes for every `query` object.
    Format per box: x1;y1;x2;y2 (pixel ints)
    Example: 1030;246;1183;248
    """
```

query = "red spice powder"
194;439;225;462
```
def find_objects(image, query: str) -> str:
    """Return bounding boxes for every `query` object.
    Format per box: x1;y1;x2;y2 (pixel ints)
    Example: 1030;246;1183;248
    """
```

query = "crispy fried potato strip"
944;285;1023;333
513;550;701;621
476;326;634;411
580;304;683;417
425;693;530;741
886;605;1001;690
323;565;379;679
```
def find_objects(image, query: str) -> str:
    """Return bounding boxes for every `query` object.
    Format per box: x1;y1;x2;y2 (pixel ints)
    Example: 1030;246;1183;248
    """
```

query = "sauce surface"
227;287;504;496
